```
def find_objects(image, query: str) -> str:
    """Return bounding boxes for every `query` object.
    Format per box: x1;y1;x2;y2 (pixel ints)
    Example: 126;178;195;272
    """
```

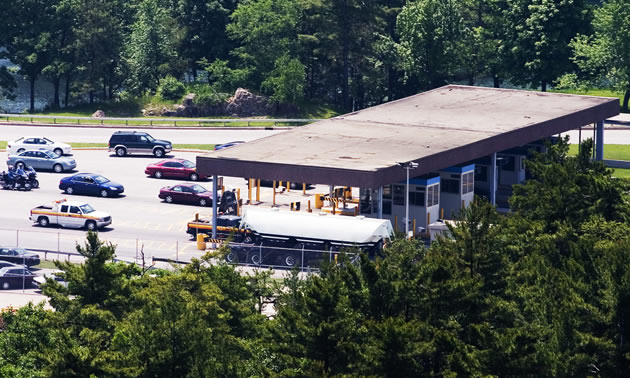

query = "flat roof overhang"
197;85;619;188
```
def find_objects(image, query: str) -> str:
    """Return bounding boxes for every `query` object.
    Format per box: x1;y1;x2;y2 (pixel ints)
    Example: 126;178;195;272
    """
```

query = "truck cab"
30;199;112;230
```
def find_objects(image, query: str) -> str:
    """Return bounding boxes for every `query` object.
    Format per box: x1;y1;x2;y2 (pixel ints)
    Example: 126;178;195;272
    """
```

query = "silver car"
7;150;77;173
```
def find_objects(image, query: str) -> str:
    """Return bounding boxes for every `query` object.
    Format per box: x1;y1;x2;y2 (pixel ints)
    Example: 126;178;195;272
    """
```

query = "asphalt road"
0;148;329;264
0;123;284;145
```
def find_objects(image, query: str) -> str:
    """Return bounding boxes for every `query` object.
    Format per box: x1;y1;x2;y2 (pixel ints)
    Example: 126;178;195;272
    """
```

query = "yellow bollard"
196;233;207;250
394;216;398;231
441;208;444;219
302;183;306;195
332;200;336;215
222;185;225;193
307;200;312;212
194;212;199;221
412;219;416;237
248;179;252;204
256;179;260;202
287;181;290;192
237;188;240;201
273;180;276;206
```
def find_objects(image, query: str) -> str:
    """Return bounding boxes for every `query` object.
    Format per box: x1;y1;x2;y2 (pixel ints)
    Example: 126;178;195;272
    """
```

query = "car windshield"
80;204;95;214
13;247;27;255
44;150;59;158
43;137;53;143
145;134;155;142
191;185;207;193
93;175;109;184
182;160;195;168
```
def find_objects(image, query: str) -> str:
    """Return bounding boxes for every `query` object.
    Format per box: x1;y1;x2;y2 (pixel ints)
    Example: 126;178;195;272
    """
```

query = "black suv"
108;131;172;157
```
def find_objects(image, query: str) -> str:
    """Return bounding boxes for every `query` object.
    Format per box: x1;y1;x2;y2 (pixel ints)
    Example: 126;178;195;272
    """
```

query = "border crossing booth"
438;164;475;219
360;174;441;233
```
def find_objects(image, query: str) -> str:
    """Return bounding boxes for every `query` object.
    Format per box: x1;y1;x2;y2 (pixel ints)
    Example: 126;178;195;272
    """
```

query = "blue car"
59;173;124;198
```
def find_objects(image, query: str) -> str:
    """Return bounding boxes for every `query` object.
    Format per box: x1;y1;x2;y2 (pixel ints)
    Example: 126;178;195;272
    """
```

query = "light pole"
397;161;418;236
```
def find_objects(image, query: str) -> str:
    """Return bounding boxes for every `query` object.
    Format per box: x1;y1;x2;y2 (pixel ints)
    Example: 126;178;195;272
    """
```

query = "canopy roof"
197;85;618;187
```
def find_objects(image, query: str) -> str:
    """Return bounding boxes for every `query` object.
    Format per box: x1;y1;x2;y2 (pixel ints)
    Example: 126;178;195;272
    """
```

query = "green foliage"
0;304;51;377
396;0;464;89
188;83;229;107
201;58;250;93
123;0;184;95
262;54;306;105
569;0;630;110
156;75;185;100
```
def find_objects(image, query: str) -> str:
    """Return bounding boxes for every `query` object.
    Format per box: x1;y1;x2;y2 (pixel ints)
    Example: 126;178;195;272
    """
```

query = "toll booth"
469;139;552;208
438;164;475;219
360;174;441;233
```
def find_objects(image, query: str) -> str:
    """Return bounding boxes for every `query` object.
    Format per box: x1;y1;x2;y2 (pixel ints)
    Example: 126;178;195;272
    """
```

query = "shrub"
156;76;186;100
189;84;229;107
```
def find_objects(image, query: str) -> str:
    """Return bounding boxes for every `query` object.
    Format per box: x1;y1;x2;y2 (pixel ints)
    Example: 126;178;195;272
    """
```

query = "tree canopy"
0;0;625;112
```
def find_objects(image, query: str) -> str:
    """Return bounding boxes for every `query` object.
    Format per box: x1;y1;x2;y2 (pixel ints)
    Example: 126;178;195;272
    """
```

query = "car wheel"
199;198;208;207
190;173;199;181
116;147;127;157
283;253;299;267
154;171;163;179
65;186;74;194
31;179;39;188
38;216;49;227
17;148;25;153
153;148;165;158
53;164;63;173
251;253;262;265
85;220;97;231
15;162;25;170
100;189;109;197
165;195;173;203
2;282;9;290
54;148;63;156
225;251;238;263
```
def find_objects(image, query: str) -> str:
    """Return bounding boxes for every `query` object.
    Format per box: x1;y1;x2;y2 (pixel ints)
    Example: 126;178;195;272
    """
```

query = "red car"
159;183;213;207
145;158;206;181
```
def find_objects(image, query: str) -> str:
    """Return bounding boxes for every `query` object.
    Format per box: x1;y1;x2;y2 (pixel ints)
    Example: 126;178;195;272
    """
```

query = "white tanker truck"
215;207;394;267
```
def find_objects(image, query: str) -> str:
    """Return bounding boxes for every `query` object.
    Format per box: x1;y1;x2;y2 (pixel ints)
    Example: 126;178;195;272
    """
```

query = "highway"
0;148;327;264
0;124;328;265
0;123;284;144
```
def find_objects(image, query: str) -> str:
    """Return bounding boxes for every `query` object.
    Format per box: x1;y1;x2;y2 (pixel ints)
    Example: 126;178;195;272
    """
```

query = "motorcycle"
25;166;39;188
0;169;32;191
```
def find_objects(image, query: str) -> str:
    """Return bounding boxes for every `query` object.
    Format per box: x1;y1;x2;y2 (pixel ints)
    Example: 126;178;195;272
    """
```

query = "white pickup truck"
30;199;112;230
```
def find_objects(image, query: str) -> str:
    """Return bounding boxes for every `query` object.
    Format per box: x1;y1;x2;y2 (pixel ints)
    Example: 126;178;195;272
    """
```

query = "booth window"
462;172;474;194
383;185;392;199
427;184;440;207
502;156;515;171
409;188;425;206
393;185;405;206
475;165;487;182
442;179;459;194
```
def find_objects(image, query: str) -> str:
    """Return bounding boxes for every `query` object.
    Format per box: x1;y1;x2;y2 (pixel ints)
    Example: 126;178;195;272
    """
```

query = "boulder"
91;110;105;118
226;88;271;117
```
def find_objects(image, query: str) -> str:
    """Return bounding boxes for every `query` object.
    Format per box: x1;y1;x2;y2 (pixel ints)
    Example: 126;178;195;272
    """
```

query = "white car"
7;137;72;156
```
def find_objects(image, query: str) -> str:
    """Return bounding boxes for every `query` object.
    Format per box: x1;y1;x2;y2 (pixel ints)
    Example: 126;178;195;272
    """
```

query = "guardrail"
0;113;320;128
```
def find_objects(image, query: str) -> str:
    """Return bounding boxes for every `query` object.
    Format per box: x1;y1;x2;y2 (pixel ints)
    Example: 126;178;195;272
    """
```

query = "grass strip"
568;144;630;161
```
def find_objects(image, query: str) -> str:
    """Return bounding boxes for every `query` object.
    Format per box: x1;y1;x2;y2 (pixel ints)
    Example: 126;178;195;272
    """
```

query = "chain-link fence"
221;241;363;272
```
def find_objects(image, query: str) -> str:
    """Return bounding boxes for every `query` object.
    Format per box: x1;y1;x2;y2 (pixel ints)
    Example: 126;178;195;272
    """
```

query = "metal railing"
0;113;320;128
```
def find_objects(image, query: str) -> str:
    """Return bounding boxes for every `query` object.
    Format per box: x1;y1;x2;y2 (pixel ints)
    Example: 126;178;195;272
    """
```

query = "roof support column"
212;175;218;242
377;186;383;219
490;153;497;206
595;120;604;161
